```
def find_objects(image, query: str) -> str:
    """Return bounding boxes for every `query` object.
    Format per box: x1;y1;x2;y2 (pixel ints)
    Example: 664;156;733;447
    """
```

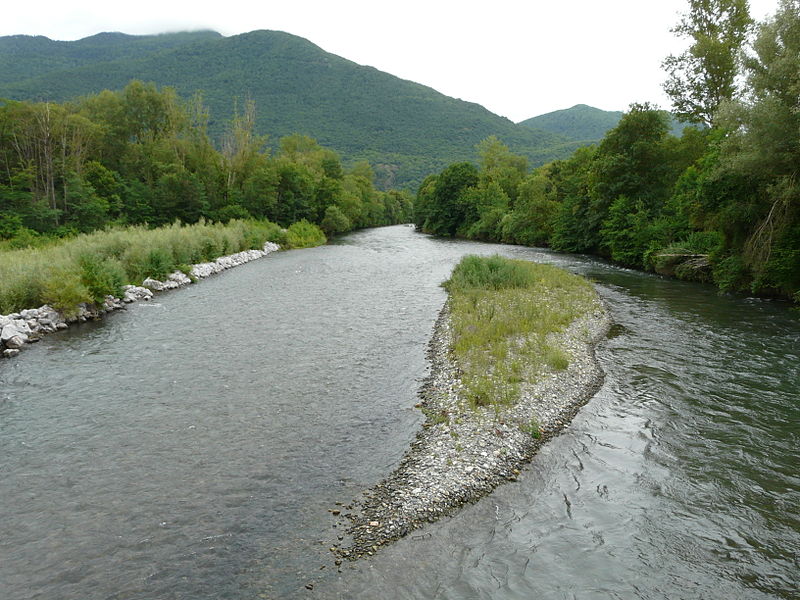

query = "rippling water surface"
1;226;797;599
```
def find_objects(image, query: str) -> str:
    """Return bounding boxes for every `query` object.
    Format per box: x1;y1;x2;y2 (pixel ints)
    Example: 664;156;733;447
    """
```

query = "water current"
1;225;797;599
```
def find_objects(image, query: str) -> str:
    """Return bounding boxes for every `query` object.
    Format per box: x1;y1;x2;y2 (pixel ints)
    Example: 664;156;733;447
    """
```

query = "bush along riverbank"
331;255;612;561
0;219;326;358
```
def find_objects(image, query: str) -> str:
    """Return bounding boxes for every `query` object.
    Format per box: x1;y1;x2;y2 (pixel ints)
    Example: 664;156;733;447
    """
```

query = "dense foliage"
662;0;752;126
416;2;800;303
0;81;412;244
0;30;581;190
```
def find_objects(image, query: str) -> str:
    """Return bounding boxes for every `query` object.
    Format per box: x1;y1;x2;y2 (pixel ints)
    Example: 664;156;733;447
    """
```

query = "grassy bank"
0;219;326;315
443;254;597;408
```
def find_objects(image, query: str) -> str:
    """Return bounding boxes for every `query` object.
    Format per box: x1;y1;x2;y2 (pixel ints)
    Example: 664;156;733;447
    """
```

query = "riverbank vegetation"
0;81;412;245
0;79;413;315
415;1;800;304
0;219;297;315
443;255;596;408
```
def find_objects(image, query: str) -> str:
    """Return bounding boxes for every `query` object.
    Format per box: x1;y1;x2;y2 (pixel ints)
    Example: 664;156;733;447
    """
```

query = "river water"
1;225;797;599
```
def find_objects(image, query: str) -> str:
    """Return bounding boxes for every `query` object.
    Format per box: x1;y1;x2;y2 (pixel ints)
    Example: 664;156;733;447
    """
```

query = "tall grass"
0;219;287;314
443;254;596;408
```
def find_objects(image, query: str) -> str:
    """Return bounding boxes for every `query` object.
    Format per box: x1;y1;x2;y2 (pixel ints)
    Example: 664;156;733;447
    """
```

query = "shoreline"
332;288;612;561
0;242;280;359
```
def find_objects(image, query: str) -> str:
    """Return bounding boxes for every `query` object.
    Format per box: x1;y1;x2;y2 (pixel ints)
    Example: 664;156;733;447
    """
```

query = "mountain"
0;31;223;87
0;30;582;189
519;103;694;143
518;104;624;142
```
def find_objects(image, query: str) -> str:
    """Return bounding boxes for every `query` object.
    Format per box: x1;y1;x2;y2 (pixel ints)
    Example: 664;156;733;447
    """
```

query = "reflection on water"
1;226;797;599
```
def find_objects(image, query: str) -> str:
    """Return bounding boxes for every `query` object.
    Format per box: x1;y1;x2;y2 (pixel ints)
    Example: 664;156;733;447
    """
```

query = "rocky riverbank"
0;242;280;359
331;290;611;561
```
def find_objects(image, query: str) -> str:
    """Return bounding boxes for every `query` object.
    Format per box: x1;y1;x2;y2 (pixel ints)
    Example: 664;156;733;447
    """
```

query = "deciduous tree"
662;0;752;126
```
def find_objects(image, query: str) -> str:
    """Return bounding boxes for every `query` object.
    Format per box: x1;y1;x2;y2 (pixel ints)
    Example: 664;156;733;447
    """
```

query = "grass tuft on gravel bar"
443;254;596;409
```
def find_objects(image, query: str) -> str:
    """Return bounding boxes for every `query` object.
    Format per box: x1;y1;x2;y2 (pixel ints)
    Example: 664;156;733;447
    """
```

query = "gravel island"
332;282;611;562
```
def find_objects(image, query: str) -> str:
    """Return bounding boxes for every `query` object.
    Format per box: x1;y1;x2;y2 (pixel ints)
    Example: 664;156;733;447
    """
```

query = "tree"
221;98;266;201
592;103;672;204
500;172;559;246
424;162;479;236
713;0;800;296
273;161;315;226
63;175;109;232
121;80;185;145
550;146;597;253
382;190;413;224
600;196;659;267
240;165;279;219
413;174;438;229
559;103;673;255
320;205;352;235
476;136;528;205
462;182;509;240
662;0;752;126
152;170;208;225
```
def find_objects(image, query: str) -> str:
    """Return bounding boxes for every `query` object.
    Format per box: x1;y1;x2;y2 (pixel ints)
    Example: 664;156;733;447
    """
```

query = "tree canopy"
662;0;752;126
0;82;413;242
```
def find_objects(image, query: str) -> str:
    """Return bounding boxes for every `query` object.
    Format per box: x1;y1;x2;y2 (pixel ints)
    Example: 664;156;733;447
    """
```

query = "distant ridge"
520;103;693;143
518;104;624;142
0;30;586;189
0;31;223;87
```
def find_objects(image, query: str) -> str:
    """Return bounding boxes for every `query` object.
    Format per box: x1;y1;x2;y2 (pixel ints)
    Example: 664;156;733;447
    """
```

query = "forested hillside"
518;104;624;142
0;31;222;87
0;30;581;190
415;1;800;304
519;103;690;143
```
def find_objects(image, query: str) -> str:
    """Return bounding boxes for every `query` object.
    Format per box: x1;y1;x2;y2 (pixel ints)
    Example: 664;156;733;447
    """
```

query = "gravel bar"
331;289;612;562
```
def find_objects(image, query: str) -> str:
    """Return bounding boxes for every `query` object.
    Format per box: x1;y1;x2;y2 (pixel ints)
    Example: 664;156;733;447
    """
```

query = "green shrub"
214;205;252;223
246;219;285;247
6;227;42;250
78;254;127;303
544;347;570;371
144;248;175;280
285;219;327;248
751;223;800;298
265;223;288;247
0;214;23;240
443;254;543;292
0;268;44;314
713;254;750;293
41;266;91;317
121;245;176;285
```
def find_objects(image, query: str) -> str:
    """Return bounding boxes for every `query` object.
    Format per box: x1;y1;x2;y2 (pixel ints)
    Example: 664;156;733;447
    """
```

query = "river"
1;225;797;599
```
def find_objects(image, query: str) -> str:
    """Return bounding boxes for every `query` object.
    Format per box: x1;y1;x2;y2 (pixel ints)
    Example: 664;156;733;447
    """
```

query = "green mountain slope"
520;103;692;143
518;104;624;142
0;30;579;189
0;31;222;88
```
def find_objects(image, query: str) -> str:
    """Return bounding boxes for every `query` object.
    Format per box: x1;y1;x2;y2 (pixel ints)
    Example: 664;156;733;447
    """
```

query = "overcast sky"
1;0;780;122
